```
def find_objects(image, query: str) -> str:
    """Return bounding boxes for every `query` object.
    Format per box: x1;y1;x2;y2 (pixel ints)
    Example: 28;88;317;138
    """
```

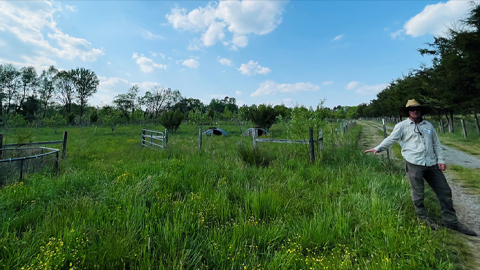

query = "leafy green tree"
67;112;76;125
45;113;66;134
90;109;99;124
20;96;40;123
2;63;20;115
16;66;37;111
102;110;122;133
38;65;58;118
55;70;75;114
247;104;278;130
113;84;139;119
158;110;184;133
70;67;99;123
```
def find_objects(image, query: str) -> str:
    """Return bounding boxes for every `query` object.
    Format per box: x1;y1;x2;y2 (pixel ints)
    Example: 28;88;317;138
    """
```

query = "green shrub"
159;109;184;133
237;142;274;167
247;104;278;130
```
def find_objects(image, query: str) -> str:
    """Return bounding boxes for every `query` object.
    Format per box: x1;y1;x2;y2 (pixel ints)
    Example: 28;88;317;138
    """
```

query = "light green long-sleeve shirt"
374;118;445;166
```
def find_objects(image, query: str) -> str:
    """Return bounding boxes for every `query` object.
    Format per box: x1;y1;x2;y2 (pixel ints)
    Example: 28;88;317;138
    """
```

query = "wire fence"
0;147;59;186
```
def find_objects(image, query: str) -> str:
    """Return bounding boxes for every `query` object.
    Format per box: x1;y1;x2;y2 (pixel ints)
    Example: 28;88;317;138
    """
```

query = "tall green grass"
0;123;459;269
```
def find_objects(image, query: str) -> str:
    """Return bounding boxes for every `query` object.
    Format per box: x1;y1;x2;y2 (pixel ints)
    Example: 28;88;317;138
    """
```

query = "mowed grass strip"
0;123;459;269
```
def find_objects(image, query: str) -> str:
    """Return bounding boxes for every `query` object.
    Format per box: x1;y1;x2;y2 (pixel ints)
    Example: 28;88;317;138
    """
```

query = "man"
365;99;476;236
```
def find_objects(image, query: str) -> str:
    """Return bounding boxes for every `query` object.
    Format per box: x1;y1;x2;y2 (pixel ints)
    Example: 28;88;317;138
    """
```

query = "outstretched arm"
365;123;402;154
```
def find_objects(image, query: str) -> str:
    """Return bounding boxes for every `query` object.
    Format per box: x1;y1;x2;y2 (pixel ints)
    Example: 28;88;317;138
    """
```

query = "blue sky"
1;0;478;109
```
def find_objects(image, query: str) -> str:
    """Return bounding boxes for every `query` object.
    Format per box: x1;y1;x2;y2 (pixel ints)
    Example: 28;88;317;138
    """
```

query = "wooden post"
318;129;323;152
55;151;59;171
382;119;390;161
0;134;3;160
165;129;168;147
461;119;467;139
20;159;24;181
142;129;145;147
309;127;315;163
252;128;257;147
62;131;67;159
150;131;153;146
198;127;203;150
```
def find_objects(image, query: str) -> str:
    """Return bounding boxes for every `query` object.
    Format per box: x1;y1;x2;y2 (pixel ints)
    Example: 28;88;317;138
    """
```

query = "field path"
358;120;480;269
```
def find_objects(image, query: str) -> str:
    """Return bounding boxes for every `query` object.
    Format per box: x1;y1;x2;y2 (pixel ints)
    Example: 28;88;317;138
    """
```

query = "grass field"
0;122;461;269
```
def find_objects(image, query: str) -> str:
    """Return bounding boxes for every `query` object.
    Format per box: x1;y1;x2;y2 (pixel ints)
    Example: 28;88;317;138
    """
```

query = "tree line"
357;4;480;133
1;61;362;133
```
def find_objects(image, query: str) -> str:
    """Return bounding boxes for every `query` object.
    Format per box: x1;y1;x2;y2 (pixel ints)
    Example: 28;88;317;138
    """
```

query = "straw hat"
399;99;432;117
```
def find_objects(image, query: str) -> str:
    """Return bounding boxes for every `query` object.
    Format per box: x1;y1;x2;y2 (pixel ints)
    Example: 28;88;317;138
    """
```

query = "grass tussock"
237;142;274;167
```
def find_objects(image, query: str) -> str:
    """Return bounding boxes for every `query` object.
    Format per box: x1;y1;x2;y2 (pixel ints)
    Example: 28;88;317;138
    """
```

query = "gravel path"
360;120;480;269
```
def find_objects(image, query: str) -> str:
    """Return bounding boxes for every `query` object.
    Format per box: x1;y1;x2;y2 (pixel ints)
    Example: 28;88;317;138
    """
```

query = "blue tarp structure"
202;127;228;136
242;127;270;137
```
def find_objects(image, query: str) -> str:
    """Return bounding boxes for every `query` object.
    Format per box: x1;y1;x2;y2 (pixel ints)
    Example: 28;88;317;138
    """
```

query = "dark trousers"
405;161;458;226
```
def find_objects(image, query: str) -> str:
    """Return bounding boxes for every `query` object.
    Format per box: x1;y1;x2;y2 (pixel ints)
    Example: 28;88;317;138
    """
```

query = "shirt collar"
408;118;425;125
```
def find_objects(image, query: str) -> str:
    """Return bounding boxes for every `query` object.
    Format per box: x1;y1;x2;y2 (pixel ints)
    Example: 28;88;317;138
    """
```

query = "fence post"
309;127;315;163
141;129;145;147
62;131;67;159
165;129;169;147
318;129;323;152
150;131;153;146
55;151;59;171
382;119;390;161
461;119;467;139
198;127;203;150
0;134;3;160
19;159;24;181
252;128;257;147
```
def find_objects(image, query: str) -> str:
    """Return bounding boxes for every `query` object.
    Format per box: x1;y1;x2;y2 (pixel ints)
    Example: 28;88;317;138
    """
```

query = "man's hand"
438;163;446;171
365;149;377;155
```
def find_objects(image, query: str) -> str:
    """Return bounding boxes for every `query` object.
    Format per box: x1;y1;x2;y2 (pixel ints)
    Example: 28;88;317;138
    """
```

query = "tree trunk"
448;110;454;133
474;109;480;134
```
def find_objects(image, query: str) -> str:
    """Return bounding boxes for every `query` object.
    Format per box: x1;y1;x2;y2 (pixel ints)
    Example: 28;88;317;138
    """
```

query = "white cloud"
141;29;164;40
218;57;233;66
238;60;271;76
332;35;344;41
345;81;388;95
236;91;242;96
390;29;405;39
95;77;165;106
183;58;199;69
132;53;167;73
65;5;78;12
0;55;56;72
346;81;360;90
166;1;285;49
98;76;129;88
393;0;474;38
107;62;111;65
251;80;320;97
201;21;226;46
137;81;162;91
323;81;333;85
188;38;203;51
0;1;104;62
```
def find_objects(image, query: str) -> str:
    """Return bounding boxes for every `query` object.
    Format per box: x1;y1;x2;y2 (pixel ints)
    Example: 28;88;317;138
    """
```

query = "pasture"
0;122;460;269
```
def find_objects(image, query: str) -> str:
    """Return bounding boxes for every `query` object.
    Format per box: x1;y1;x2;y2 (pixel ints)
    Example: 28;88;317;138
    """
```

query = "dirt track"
358;120;480;270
